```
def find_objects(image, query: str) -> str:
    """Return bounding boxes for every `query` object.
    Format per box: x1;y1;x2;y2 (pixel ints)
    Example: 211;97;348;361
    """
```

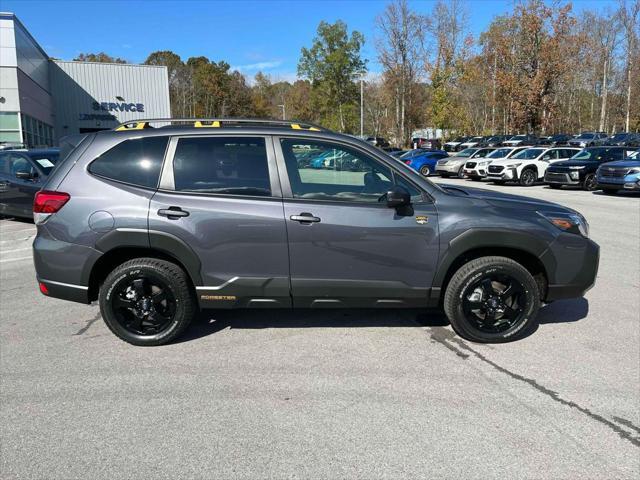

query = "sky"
3;0;615;82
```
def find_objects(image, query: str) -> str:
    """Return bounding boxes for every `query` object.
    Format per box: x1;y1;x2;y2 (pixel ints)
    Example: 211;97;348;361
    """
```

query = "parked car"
411;137;442;150
604;132;640;147
502;134;538;147
486;147;580;186
596;157;640;194
463;147;527;180
366;136;390;148
544;146;635;191
32;118;599;346
400;149;449;176
568;132;608;148
0;148;60;218
443;136;470;152
483;135;511;147
458;136;485;150
538;134;572;146
436;148;495;178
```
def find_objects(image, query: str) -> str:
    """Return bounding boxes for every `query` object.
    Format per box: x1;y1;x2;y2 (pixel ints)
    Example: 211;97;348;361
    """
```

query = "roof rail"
114;118;325;132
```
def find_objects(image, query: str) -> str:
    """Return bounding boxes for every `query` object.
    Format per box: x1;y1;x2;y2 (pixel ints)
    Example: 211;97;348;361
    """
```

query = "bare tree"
619;0;640;131
376;0;427;146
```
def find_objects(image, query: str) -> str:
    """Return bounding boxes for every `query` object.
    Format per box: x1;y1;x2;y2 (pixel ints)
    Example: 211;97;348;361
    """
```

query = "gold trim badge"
201;295;237;301
415;215;429;225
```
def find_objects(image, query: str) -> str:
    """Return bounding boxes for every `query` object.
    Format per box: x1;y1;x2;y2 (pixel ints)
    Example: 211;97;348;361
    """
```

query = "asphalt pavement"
1;179;639;479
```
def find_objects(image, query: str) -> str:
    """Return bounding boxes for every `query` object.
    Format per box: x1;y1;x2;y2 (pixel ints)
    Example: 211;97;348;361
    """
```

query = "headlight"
538;211;589;237
478;161;490;166
569;166;585;169
627;168;640;174
505;163;521;168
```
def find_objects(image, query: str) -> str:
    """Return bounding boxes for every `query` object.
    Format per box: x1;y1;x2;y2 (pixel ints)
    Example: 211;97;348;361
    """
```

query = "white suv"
486;147;581;186
463;147;527;180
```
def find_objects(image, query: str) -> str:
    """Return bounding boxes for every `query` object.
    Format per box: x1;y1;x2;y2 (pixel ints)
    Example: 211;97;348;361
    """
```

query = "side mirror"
386;185;411;209
15;171;35;180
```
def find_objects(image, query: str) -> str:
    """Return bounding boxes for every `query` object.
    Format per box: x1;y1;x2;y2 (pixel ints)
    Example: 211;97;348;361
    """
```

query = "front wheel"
419;165;431;177
519;168;537;186
457;166;466;178
99;258;196;346
583;173;597;191
443;256;541;343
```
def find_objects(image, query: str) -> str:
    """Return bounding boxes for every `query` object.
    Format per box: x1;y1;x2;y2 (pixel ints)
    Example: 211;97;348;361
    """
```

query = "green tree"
144;51;188;117
74;52;127;63
298;20;367;131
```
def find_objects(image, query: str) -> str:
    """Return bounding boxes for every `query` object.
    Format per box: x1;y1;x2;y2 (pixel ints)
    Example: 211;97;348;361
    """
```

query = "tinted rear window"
172;137;271;196
89;136;168;188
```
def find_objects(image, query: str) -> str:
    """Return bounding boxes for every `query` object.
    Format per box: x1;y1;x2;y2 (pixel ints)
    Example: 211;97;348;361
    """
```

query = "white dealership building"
0;12;170;147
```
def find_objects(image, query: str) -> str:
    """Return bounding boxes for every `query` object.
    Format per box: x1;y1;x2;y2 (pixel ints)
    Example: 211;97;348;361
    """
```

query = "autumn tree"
74;52;127;63
376;0;427;145
298;21;366;132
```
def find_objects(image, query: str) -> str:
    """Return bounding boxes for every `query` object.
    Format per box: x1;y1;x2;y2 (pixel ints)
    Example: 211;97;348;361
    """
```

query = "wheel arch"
430;229;550;307
88;229;202;301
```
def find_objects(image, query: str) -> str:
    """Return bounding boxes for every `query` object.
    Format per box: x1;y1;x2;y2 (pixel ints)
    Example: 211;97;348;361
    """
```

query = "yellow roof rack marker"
115;121;148;131
194;121;220;128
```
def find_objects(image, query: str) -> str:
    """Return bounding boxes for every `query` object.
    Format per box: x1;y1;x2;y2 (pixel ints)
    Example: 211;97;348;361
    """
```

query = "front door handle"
158;206;190;219
290;212;321;224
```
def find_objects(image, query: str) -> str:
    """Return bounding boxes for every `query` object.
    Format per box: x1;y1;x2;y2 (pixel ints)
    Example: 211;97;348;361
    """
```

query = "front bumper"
596;176;640;190
436;163;464;174
544;172;581;185
486;168;517;181
541;234;600;301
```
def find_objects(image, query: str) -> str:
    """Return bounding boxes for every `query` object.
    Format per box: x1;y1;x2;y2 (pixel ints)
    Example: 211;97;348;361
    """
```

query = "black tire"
583;173;597;191
519;168;537;186
457;166;465;178
548;184;561;189
602;188;618;195
99;258;196;346
443;256;541;343
419;165;431;176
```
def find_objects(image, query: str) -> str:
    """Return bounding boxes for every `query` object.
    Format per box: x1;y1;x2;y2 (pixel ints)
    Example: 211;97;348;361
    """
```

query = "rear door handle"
158;206;190;219
290;212;321;223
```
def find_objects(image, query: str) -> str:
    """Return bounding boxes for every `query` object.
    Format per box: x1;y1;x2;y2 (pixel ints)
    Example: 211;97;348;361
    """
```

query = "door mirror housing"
386;185;411;208
15;171;36;180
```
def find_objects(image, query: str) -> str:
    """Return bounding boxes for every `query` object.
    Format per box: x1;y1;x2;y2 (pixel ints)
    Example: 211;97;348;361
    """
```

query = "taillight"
33;190;70;214
405;160;411;165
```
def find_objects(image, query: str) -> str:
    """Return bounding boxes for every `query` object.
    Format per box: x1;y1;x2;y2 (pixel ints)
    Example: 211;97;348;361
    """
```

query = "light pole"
360;76;364;137
277;104;286;120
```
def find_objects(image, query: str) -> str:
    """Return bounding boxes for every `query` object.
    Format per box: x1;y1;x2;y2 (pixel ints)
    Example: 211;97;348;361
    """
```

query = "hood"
599;160;640;168
550;159;597;168
487;158;521;166
440;184;571;212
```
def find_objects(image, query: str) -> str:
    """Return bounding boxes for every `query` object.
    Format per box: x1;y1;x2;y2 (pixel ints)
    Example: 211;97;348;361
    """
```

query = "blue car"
596;152;640;193
400;149;449;176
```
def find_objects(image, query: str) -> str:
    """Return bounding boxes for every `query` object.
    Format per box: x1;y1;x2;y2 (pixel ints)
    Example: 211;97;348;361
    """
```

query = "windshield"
455;148;477;158
611;134;628;140
571;148;608;161
512;148;544;160
509;135;526;141
576;133;595;139
487;148;513;158
27;152;59;175
399;150;420;159
468;137;483;142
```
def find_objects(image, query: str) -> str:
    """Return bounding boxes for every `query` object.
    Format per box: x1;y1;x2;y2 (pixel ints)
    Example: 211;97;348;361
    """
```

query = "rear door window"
172;137;271;197
89;136;168;188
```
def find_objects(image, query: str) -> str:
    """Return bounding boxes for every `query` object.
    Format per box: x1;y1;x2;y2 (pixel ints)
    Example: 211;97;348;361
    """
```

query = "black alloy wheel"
461;274;527;334
583;173;598;191
111;274;176;336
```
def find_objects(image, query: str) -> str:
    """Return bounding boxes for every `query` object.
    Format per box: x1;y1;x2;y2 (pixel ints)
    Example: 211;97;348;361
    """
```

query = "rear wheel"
583;173;597;191
519;168;537;186
99;258;196;346
419;165;431;177
443;256;540;343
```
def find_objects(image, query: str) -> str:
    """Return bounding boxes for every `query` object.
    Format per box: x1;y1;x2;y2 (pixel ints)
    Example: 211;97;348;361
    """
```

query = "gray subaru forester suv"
33;119;599;346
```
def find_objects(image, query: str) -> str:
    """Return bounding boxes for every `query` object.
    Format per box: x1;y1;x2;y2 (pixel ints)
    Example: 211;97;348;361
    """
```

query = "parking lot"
1;179;639;479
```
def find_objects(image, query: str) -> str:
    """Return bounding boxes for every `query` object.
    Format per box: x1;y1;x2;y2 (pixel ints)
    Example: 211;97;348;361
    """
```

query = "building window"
0;112;22;145
18;113;53;148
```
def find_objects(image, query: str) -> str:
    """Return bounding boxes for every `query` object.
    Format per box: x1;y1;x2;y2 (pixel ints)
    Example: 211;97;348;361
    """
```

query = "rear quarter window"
89;136;168;188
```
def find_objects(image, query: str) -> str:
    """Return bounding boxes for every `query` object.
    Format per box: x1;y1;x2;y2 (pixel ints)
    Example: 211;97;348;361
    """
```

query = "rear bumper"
33;226;100;304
